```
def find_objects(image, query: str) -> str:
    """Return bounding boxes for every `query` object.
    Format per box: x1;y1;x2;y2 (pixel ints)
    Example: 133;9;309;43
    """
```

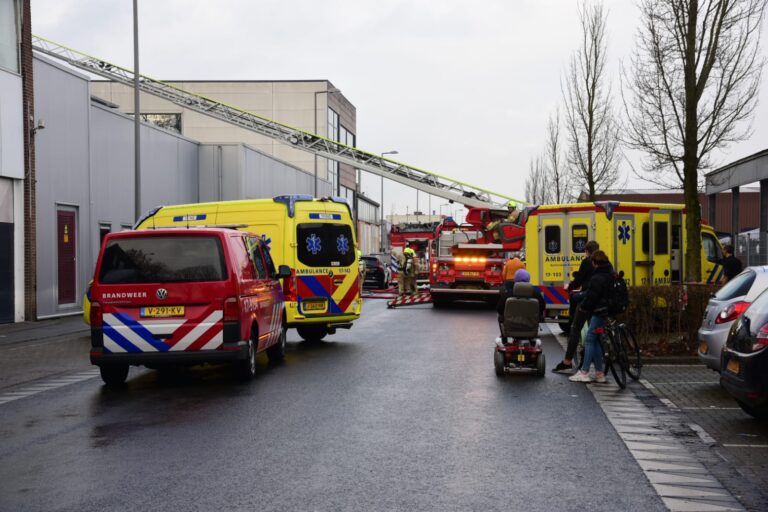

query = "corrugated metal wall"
35;56;200;318
199;143;331;202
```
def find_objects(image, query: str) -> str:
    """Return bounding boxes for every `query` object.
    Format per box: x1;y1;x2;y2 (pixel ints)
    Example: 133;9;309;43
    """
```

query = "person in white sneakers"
569;250;614;384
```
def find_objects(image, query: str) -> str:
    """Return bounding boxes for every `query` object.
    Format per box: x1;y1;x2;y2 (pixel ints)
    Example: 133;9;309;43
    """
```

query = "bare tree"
544;109;572;203
563;0;622;201
624;0;767;281
525;156;552;204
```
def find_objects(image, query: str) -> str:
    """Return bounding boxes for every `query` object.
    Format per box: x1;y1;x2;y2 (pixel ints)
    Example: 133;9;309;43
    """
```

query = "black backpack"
607;272;629;316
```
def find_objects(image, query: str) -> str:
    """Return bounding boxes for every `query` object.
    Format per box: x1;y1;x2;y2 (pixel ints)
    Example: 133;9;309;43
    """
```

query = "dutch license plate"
302;300;327;312
699;341;709;354
141;306;185;318
462;271;480;277
517;354;525;362
726;358;740;374
561;309;570;318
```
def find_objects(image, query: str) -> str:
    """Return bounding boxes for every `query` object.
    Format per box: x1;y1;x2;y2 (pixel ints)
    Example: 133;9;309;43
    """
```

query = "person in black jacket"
553;240;599;373
569;250;614;383
720;244;743;283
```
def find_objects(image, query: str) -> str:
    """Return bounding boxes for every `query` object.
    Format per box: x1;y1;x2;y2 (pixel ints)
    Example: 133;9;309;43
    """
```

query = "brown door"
57;209;77;305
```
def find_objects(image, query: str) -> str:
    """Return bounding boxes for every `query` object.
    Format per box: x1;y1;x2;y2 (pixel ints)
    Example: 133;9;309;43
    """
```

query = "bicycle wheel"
605;331;627;388
619;325;642;381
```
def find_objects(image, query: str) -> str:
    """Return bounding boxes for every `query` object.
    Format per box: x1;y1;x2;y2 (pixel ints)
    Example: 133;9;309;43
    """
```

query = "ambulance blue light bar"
273;195;314;218
309;213;342;220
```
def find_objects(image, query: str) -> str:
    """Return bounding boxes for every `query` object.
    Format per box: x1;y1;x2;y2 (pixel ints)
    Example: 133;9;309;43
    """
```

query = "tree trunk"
683;1;702;283
683;161;702;282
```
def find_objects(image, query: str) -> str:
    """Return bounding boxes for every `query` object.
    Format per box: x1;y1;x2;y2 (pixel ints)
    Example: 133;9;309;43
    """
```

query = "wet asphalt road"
0;300;665;512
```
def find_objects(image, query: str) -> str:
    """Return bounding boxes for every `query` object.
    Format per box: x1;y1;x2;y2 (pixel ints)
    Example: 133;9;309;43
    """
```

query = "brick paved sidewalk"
642;364;768;505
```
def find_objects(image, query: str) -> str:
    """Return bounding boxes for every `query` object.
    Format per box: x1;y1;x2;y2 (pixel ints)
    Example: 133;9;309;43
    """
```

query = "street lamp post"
133;0;141;221
380;150;398;251
313;87;340;197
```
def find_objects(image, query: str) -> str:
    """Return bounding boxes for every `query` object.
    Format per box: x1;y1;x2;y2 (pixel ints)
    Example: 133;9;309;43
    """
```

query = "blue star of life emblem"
618;222;631;245
336;234;350;254
306;233;322;255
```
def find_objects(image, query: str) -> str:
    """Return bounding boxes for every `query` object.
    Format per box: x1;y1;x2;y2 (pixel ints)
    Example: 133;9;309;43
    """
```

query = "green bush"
623;284;717;354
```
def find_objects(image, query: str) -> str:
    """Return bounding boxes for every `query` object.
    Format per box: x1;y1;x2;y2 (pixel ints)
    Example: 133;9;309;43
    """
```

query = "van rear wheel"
267;324;287;362
233;337;257;381
100;365;129;387
297;325;328;343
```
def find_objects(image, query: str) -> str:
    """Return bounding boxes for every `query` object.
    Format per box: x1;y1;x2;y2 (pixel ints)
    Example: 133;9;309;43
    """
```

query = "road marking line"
689;423;717;445
722;444;768;448
0;370;99;406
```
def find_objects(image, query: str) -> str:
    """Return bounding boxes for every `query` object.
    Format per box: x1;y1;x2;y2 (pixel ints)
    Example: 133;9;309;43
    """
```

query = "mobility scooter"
493;282;546;377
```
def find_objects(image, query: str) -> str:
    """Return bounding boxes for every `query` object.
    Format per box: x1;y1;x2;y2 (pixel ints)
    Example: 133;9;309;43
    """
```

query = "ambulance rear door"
564;212;595;287
650;210;672;285
538;214;566;285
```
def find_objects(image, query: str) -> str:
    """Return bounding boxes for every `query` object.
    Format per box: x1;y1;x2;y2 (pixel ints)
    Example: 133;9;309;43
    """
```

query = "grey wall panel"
200;143;331;201
33;57;92;318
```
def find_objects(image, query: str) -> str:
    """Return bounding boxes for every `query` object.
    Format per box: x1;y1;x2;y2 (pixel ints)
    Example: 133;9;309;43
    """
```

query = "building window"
0;0;20;73
327;160;338;193
327;108;339;141
130;113;182;134
340;125;355;147
99;223;111;243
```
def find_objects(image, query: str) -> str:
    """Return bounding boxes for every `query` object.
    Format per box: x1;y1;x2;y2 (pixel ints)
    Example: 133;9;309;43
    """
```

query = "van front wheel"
297;325;328;343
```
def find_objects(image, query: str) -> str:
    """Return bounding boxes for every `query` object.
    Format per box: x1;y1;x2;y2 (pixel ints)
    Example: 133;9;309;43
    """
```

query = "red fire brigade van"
89;228;290;386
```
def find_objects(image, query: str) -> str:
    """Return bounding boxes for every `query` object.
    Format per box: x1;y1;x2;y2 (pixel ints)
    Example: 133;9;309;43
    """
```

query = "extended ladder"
31;35;521;209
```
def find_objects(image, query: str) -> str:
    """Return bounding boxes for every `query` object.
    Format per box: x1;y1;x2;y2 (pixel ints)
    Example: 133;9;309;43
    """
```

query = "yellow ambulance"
522;201;725;329
134;195;362;342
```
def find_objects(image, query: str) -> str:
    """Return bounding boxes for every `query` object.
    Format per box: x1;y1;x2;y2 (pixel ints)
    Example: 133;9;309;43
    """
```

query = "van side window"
246;236;267;279
641;223;649;254
654;222;669;255
571;224;588;253
544;225;561;254
702;233;723;263
263;246;276;277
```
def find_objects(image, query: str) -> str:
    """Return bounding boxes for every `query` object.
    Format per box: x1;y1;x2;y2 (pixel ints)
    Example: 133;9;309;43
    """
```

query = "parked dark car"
361;256;389;289
720;286;768;420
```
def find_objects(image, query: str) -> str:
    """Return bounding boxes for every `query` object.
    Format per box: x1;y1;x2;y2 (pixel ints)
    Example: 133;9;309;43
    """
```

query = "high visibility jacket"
502;258;525;282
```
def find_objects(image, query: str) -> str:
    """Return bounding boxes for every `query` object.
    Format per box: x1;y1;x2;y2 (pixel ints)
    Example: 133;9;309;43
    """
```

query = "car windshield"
98;236;227;284
714;269;755;301
363;258;379;268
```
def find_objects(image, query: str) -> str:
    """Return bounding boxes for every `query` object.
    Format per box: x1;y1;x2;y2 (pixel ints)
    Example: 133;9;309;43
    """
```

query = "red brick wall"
20;0;36;320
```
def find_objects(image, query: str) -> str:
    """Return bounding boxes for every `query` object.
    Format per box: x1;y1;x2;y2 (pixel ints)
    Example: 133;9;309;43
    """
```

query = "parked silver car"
698;266;768;371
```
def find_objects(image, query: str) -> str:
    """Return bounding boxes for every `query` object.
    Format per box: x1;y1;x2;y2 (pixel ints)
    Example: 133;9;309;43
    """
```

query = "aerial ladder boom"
31;36;522;209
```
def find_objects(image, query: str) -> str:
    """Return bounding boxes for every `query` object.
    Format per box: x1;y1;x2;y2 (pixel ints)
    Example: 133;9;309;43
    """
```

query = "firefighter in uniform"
398;247;417;296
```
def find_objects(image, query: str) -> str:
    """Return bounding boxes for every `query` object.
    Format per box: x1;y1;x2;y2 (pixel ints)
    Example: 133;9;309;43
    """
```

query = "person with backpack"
552;240;599;373
569;250;614;384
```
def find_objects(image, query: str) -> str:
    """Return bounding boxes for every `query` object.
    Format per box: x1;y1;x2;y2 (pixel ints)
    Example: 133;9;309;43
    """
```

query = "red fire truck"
389;220;440;285
429;208;525;307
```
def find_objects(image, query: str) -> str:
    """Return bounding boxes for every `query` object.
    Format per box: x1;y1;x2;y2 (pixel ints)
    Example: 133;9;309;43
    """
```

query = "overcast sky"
32;0;768;220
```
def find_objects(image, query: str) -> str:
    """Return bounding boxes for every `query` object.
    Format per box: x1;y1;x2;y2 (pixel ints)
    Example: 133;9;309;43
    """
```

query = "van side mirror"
276;265;292;279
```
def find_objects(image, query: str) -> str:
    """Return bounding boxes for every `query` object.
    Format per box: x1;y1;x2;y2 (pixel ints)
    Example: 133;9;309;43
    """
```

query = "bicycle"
572;315;639;388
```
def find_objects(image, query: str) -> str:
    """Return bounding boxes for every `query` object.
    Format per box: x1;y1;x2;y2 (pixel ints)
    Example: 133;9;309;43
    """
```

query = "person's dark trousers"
568;290;585;319
565;292;588;361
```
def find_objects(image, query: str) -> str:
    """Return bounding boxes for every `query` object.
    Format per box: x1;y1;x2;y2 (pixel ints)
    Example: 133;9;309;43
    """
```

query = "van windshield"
297;223;356;267
98;236;227;284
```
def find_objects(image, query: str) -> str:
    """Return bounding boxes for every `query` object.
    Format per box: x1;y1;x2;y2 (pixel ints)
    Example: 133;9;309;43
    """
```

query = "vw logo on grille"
156;288;168;300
